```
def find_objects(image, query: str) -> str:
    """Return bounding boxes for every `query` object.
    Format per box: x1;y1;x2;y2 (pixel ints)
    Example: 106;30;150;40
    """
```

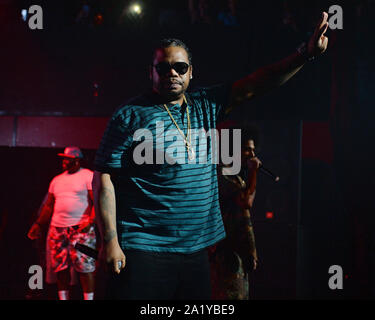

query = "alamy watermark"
28;263;346;291
328;265;344;290
132;122;242;174
22;5;43;30
21;4;343;31
28;265;43;290
328;5;343;30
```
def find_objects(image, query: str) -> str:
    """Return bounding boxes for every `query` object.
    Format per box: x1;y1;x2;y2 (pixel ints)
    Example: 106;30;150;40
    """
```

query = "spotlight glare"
131;4;142;15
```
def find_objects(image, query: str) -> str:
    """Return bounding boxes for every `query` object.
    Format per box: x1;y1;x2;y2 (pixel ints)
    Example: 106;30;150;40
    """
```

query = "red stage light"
94;13;103;25
266;211;274;219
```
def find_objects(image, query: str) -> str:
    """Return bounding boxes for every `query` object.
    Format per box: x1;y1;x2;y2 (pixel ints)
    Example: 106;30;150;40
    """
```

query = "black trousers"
106;249;211;300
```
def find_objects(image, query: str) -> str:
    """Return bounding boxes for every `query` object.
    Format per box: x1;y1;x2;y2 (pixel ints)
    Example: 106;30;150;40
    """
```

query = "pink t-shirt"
49;168;93;227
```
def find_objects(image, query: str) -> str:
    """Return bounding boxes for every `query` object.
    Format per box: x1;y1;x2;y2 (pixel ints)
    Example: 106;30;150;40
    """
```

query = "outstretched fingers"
318;21;329;39
314;12;329;39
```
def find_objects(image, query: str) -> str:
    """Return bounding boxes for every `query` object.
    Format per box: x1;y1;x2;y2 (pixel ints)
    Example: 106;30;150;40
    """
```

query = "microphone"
75;243;123;269
75;243;98;260
247;158;280;182
259;165;280;182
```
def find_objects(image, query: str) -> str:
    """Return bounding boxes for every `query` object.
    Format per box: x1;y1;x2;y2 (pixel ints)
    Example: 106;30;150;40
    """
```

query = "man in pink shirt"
28;147;96;300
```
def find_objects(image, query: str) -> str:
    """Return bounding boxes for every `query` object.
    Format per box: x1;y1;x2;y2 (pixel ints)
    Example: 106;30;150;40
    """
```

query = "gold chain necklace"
163;95;195;160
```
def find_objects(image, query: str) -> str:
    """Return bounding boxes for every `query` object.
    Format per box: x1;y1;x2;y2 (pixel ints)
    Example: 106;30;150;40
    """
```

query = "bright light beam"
130;3;142;15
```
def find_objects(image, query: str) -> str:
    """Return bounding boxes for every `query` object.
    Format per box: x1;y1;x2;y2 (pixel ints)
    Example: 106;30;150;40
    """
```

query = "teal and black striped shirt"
95;84;231;253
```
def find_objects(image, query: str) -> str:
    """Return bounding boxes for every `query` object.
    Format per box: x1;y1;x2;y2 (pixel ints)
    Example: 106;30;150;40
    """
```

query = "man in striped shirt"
93;13;329;300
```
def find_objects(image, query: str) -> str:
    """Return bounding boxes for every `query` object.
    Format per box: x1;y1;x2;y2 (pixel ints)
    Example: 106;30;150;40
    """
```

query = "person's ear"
189;65;193;80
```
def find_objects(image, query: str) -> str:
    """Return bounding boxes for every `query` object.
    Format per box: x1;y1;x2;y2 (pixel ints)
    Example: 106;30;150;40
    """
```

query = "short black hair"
241;125;260;149
151;38;193;65
221;124;261;161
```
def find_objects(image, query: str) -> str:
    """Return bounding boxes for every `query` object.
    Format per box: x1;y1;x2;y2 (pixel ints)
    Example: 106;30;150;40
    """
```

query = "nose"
166;66;179;77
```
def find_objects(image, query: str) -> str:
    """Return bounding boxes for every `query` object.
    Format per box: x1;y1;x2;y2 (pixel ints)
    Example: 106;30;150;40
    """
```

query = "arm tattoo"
104;229;117;243
101;187;116;216
99;184;118;243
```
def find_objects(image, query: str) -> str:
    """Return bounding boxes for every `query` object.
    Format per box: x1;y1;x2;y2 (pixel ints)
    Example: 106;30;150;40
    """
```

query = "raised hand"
308;12;329;58
247;157;262;171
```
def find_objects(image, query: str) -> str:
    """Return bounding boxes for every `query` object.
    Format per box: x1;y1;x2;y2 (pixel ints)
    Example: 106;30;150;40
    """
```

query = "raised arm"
92;171;125;274
229;12;329;108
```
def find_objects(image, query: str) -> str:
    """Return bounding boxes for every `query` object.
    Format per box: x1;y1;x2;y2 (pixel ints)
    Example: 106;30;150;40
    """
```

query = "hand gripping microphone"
247;158;280;182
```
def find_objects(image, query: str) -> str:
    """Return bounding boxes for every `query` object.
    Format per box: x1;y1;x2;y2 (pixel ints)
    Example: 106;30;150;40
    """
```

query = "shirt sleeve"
94;107;135;173
86;170;94;190
202;82;233;122
48;178;55;194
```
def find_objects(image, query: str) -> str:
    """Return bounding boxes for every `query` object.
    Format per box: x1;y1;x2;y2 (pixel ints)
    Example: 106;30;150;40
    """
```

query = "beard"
161;88;185;100
62;160;78;172
157;79;186;101
63;163;73;172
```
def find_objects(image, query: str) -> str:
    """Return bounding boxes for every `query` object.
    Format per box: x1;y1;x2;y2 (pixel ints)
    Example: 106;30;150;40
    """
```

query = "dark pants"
106;249;211;300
